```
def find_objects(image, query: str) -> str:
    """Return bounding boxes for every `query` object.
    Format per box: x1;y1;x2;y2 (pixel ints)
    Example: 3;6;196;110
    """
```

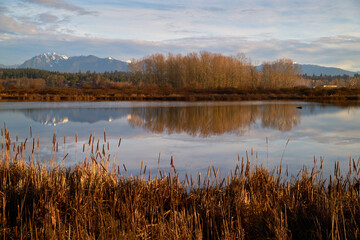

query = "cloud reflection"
14;102;303;135
1;101;359;178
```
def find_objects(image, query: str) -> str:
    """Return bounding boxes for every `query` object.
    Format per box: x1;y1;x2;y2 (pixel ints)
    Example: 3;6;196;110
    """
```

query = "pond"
1;101;359;178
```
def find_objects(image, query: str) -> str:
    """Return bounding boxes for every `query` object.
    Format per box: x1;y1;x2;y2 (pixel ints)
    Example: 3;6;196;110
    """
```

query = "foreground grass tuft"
1;126;360;239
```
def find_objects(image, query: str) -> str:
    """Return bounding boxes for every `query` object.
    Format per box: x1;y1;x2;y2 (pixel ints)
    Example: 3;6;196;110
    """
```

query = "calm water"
1;101;359;177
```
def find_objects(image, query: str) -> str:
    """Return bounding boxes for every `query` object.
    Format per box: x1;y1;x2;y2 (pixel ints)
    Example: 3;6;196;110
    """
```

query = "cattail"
349;156;352;175
88;134;92;145
118;138;122;147
30;125;32;138
245;159;250;177
62;153;69;161
353;158;357;172
75;132;78;143
53;133;56;145
266;136;269;168
104;130;106;142
286;164;289;177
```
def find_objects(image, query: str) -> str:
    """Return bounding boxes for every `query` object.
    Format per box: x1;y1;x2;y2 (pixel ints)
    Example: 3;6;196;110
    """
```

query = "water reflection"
128;103;300;136
15;103;301;135
23;108;130;125
0;101;359;178
261;104;300;131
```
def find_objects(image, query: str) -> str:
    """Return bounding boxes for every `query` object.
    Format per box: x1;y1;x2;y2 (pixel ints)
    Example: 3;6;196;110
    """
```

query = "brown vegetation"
1;53;360;92
129;52;301;89
1;55;360;103
1;125;360;239
1;86;360;103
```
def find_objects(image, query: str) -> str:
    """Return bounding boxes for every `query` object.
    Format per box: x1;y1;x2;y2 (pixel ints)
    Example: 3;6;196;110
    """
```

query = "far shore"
1;87;360;104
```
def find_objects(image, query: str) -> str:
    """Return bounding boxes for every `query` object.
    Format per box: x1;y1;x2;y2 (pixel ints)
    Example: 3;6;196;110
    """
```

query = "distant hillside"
0;63;19;69
299;64;357;76
256;64;358;76
18;53;129;73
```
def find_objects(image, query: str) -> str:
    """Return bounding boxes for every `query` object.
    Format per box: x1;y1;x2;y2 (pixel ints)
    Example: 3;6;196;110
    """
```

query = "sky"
0;0;359;71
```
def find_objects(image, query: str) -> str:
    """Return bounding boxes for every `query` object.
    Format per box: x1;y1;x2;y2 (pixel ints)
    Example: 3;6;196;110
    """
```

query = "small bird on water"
296;106;302;109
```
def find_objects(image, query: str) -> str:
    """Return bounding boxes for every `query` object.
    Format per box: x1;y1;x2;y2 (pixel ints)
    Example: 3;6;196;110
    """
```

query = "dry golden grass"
1;124;360;239
1;87;360;102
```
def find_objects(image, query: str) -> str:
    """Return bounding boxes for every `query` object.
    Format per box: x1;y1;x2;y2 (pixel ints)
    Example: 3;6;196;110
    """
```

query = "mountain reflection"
23;108;130;126
19;103;301;135
128;103;300;136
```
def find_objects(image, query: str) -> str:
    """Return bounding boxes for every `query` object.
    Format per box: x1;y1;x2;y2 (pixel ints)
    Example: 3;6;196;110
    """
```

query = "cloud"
1;33;359;71
0;14;38;35
202;7;225;12
37;13;59;23
112;1;185;11
0;6;8;13
22;0;97;15
1;0;359;71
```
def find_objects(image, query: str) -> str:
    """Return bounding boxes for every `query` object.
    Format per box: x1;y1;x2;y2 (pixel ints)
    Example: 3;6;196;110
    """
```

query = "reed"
0;126;360;239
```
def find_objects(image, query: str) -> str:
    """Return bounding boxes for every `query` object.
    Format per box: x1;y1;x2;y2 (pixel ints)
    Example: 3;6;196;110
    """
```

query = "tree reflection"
18;103;301;135
261;104;300;131
128;103;301;136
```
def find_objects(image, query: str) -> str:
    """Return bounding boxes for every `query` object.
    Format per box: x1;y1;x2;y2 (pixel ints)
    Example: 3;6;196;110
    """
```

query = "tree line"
0;68;129;89
129;52;303;89
1;51;360;90
303;74;360;88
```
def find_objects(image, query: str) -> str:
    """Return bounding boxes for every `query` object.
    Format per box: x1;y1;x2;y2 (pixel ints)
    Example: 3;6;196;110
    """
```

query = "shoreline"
1;87;360;103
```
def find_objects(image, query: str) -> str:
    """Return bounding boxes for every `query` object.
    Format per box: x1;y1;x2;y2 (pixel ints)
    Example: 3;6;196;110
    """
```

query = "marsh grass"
1;87;360;102
1;124;360;239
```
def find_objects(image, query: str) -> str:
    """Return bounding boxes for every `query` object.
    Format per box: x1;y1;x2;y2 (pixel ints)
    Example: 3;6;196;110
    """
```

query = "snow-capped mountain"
19;53;68;69
18;53;129;73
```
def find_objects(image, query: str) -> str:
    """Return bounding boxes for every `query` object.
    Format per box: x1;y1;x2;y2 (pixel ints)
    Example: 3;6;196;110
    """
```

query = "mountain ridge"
17;53;129;73
1;53;359;76
299;64;358;77
256;64;359;77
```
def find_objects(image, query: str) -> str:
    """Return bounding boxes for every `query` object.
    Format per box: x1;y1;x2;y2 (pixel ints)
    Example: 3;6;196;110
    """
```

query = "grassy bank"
1;127;360;239
1;87;360;102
